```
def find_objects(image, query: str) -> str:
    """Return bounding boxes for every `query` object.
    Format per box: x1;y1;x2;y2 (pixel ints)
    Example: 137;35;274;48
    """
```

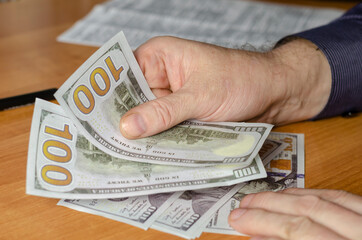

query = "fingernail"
121;113;146;138
240;193;255;208
229;209;247;221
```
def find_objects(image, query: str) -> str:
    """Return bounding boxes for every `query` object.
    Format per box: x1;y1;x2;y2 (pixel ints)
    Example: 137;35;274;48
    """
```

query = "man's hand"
120;37;331;139
228;188;362;240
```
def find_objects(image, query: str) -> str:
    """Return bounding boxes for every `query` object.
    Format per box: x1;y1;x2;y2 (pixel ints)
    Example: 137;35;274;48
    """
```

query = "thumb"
119;91;195;139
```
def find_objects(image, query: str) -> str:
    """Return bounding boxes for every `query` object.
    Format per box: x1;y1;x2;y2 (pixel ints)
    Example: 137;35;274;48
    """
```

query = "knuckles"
283;215;314;239
319;189;350;205
295;195;323;216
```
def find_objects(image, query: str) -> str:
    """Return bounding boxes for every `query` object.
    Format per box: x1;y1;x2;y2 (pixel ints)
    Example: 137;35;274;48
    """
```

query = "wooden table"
0;0;360;239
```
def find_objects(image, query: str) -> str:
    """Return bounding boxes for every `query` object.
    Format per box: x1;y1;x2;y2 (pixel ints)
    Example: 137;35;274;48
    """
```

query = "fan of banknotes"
26;32;305;239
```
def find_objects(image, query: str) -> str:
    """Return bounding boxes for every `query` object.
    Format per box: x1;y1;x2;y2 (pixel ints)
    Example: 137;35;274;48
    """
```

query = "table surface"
0;0;361;239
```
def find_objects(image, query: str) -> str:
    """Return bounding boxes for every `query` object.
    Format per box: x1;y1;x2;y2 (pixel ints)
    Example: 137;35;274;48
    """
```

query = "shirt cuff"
288;10;362;119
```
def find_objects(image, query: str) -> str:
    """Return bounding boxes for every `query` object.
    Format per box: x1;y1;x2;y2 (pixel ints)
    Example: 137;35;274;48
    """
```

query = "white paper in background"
57;0;343;50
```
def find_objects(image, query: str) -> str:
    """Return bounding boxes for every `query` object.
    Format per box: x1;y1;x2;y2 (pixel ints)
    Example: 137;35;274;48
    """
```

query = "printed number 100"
41;124;73;186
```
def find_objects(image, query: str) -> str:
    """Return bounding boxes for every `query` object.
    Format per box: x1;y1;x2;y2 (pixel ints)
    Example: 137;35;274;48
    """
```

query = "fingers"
134;48;171;89
134;36;185;91
238;191;362;240
228;208;345;240
119;89;195;139
124;38;191;139
281;188;362;214
151;88;173;98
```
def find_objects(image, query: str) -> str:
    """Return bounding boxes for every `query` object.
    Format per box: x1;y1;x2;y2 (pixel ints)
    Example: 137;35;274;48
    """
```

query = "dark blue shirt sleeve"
293;4;362;119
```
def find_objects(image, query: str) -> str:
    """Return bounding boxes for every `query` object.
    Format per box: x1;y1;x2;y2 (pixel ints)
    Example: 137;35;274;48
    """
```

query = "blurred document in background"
57;0;342;51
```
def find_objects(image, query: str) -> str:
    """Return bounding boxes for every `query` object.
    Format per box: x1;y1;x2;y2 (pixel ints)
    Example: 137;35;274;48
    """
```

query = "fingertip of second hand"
229;208;247;221
240;193;255;208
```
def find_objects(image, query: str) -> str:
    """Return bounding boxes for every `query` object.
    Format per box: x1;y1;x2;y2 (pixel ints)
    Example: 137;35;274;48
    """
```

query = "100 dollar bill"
58;191;182;230
152;184;244;239
259;138;287;166
54;31;272;167
26;99;266;199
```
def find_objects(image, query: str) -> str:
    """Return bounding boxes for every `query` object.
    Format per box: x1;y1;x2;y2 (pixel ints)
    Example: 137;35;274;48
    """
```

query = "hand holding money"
121;36;275;139
28;32;273;200
54;32;272;167
121;36;331;139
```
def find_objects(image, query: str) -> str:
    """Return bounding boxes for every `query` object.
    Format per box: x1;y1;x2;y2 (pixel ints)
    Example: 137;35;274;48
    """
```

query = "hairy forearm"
239;38;332;125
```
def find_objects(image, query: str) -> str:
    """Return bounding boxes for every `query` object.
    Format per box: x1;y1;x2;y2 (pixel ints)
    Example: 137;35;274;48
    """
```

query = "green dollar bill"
26;99;267;199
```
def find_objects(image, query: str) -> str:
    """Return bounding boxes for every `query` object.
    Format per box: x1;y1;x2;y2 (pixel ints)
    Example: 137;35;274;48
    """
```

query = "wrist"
267;38;332;124
227;49;278;122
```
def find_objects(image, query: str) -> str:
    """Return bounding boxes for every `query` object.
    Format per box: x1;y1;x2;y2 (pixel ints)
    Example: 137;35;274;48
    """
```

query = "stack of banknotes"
26;32;304;239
